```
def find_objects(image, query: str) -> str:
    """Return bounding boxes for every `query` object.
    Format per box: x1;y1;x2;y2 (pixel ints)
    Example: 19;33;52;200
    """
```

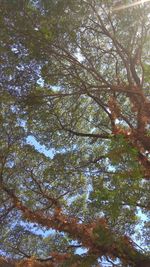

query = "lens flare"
113;0;150;11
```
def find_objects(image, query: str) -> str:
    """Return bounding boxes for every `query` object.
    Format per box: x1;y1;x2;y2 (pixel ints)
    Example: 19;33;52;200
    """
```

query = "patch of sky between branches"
26;135;54;158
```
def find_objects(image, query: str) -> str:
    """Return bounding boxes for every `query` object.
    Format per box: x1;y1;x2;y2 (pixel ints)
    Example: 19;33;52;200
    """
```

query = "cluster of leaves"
0;0;150;267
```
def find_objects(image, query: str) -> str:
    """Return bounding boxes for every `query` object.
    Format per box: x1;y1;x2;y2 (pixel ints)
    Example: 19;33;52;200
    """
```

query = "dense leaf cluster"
0;1;150;266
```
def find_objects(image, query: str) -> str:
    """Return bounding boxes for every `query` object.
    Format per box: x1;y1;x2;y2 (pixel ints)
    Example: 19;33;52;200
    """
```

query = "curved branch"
1;184;150;267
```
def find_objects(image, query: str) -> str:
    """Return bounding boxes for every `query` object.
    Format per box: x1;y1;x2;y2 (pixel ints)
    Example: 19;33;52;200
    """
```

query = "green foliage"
0;1;150;266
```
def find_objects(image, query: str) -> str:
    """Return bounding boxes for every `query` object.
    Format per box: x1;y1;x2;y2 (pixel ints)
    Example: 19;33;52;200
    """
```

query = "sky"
26;135;54;158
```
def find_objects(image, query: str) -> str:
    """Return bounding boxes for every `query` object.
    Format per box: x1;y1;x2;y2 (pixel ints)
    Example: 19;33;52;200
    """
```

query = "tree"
0;0;150;266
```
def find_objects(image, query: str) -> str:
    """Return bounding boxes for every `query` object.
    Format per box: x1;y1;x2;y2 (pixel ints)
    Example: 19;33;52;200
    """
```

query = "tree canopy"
0;0;150;266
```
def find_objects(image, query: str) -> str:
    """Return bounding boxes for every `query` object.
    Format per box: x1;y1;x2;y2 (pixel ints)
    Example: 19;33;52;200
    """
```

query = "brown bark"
1;184;150;267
